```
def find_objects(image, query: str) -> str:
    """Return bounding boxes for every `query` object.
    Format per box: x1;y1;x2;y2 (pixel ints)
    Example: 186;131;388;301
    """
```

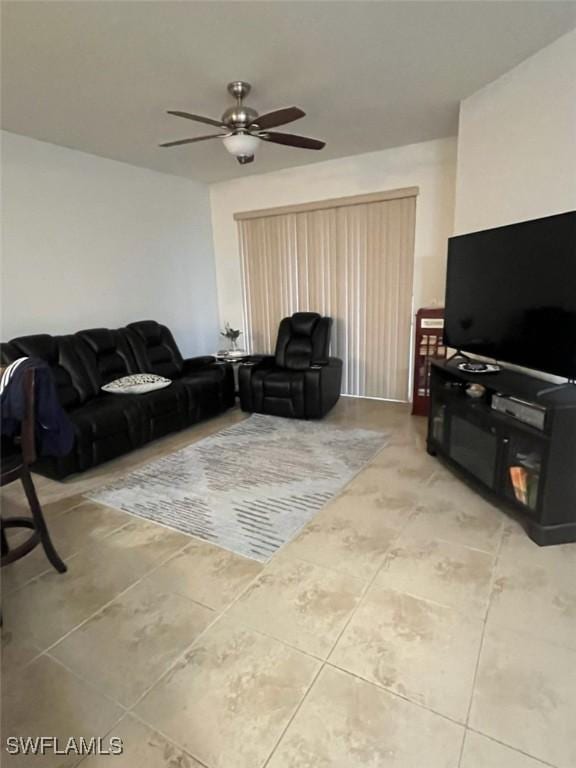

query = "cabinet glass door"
448;415;498;489
429;400;447;446
503;433;544;513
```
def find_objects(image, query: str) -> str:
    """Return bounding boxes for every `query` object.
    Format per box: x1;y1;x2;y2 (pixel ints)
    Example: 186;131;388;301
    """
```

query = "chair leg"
20;469;67;574
1;523;9;557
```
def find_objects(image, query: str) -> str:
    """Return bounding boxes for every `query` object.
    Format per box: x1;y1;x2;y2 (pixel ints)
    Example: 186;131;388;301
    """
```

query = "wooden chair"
1;368;66;572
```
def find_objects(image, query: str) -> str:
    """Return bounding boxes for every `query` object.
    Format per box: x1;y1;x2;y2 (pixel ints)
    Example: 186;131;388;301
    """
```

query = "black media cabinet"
427;361;576;545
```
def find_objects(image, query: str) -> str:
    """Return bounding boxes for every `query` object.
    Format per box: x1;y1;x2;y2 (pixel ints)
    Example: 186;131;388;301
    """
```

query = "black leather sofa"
239;312;342;419
0;321;234;479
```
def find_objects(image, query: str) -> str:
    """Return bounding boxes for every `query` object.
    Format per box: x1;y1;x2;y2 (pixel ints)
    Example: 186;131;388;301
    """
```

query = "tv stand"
537;379;576;397
427;361;576;546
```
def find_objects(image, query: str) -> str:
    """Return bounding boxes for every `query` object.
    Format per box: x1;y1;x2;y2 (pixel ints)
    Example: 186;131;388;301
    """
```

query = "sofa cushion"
137;381;187;418
263;371;300;399
69;396;144;440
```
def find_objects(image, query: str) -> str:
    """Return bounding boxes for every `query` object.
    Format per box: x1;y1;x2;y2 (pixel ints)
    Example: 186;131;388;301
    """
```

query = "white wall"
1;131;219;356
453;29;576;382
210;138;457;331
454;29;576;234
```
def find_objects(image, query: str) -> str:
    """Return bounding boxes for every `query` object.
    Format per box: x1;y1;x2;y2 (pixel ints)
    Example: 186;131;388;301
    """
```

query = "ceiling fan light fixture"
222;133;260;158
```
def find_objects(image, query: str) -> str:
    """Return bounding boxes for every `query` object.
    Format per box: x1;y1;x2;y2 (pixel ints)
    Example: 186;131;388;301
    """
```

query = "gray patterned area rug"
87;414;388;562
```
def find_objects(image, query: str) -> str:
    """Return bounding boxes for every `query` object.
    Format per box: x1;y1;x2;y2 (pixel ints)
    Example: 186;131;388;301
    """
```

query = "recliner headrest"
290;312;321;336
77;329;116;355
128;321;162;346
11;334;58;364
274;313;332;371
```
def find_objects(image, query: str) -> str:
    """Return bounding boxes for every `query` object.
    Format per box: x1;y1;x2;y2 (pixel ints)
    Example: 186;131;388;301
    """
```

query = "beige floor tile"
327;398;413;433
0;490;85;522
460;731;549;768
500;520;576;569
267;665;464;768
369;442;438;482
147;538;263;611
51;579;214;707
329;465;424;530
79;714;204;767
470;626;576;767
1;622;42;673
488;553;576;650
226;555;363;658
1;655;123;768
281;499;399;582
376;536;494;618
341;464;427;528
134;617;319;768
331;586;483;722
406;473;505;554
3;520;189;649
2;501;130;594
403;506;504;556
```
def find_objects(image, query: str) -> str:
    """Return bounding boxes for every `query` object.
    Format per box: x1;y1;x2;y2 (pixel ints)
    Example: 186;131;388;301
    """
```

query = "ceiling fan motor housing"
221;105;258;128
222;81;258;128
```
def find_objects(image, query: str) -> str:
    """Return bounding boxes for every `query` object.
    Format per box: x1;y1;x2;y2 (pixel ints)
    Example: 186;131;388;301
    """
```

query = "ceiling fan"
159;81;326;165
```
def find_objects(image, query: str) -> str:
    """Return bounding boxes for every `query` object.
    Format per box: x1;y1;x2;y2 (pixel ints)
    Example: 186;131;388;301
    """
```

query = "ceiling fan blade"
250;107;305;130
159;134;226;147
167;110;225;128
259;131;325;150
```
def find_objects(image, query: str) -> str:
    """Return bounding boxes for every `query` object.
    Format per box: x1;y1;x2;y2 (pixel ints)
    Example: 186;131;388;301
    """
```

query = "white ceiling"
2;1;575;183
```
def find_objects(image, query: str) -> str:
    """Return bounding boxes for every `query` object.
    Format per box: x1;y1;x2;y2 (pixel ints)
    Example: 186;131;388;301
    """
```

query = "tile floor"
1;398;575;767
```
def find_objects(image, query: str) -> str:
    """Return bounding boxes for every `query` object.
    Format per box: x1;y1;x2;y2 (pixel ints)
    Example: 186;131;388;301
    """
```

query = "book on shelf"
509;466;528;504
509;465;539;507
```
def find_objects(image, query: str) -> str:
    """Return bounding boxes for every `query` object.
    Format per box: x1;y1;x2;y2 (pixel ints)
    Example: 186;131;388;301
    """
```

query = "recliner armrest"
309;357;341;369
304;357;343;418
238;355;276;413
240;355;275;368
182;355;217;374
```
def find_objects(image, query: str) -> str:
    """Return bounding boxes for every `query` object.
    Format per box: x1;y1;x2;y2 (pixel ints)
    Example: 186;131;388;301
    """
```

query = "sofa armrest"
182;355;217;374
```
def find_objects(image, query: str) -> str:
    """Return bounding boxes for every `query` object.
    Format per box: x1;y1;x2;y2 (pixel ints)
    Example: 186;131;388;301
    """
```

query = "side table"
214;351;251;396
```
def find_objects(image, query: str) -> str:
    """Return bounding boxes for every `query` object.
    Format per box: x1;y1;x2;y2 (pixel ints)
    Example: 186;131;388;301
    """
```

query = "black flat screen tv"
444;211;576;379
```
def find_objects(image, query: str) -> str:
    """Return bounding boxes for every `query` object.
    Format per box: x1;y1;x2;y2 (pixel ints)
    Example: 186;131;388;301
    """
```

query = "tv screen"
444;211;576;379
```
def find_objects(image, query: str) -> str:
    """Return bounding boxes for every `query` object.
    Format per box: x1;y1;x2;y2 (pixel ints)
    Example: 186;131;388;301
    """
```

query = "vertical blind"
237;189;417;401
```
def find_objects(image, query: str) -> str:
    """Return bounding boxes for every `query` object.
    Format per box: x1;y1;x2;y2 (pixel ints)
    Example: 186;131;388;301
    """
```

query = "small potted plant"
220;322;243;352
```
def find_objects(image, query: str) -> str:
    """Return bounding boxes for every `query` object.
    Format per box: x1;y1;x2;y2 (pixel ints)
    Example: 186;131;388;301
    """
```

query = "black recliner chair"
239;312;342;419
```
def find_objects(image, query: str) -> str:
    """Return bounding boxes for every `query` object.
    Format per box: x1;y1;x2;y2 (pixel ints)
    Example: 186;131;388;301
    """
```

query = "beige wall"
454;29;576;235
2;132;220;355
210;137;457;332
